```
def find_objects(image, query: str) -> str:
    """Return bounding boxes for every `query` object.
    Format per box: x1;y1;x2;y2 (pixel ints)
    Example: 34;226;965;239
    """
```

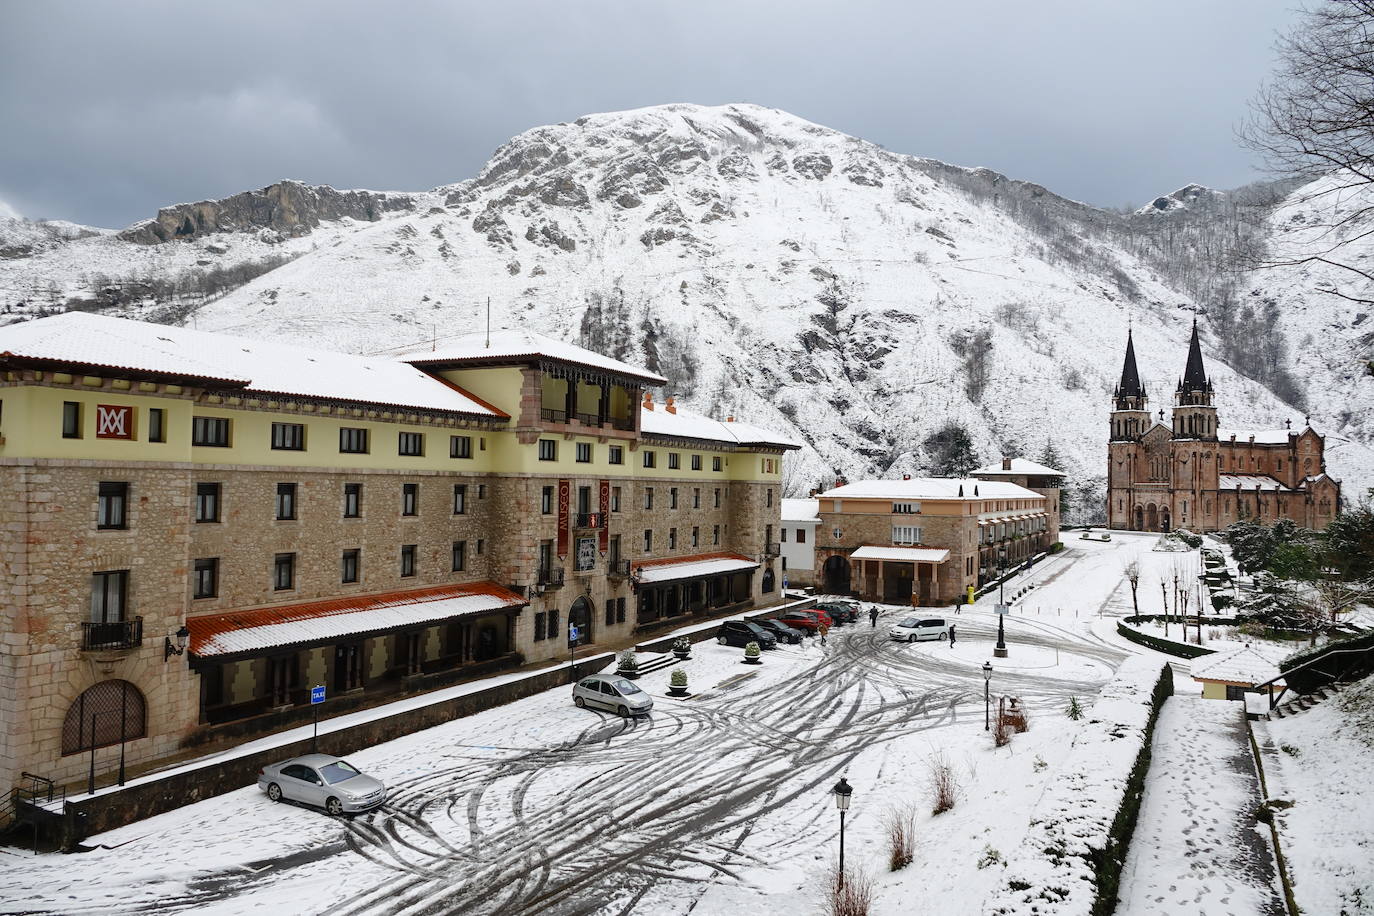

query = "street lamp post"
995;547;1008;658
982;662;993;730
832;777;852;888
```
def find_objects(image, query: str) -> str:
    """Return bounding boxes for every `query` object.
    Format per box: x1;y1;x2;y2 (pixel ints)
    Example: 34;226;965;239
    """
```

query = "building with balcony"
0;313;796;793
813;475;1054;605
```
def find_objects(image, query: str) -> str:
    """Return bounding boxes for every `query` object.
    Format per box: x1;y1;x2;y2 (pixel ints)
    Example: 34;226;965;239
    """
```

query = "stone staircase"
1271;682;1347;719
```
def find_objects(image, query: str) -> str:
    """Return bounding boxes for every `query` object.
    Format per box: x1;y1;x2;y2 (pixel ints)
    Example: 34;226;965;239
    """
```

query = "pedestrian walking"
949;623;957;647
868;606;879;628
820;623;829;647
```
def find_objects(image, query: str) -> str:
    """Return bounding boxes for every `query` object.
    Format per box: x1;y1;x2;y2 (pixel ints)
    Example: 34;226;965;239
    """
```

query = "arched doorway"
568;597;592;647
1145;503;1159;531
761;568;776;594
62;680;146;756
1161;509;1171;533
823;554;850;594
1134;505;1144;531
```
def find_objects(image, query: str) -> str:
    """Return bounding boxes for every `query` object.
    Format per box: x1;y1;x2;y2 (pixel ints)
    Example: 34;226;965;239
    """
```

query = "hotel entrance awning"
849;546;951;563
188;582;527;659
632;552;758;585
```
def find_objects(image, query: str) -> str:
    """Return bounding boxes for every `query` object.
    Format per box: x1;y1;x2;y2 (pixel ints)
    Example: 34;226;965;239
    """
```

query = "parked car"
889;617;950;643
816;600;859;624
757;618;805;644
777;609;833;632
258;754;387;816
716;620;778;649
573;673;655;717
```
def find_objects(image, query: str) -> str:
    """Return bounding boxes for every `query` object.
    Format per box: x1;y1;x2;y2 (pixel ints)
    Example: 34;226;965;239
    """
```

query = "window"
547;609;560;640
477;484;486;500
892;525;923;545
616;597;626;624
541;486;554;514
273;553;295;591
643;529;653;552
452;540;467;572
714;488;721;508
343;483;362;518
193;558;218;599
577;485;592;515
453;484;467;515
476;538;484;555
339;427;369;454
148;408;166;443
90;570;127;622
271;422;305;451
275;483;297;520
538;439;557;461
712;456;722;472
576;442;592;463
400;544;417;577
610;534;622;565
535;612;546;641
796;528;807;544
341;549;360;584
692;526;700;547
892;502;920;514
192;416;230;447
670;488;678;509
713;524;720;545
605;599;615;626
398;432;424;456
766;489;774;508
643;450;656;468
691;454;702;471
609;445;624;465
450;435;473;459
781;528;788;543
195;483;221;523
668;453;680;470
402;483;419;516
97;482;128;530
693;487;700;508
644;487;654;510
669;528;677;549
611;486;621;512
62;401;82;438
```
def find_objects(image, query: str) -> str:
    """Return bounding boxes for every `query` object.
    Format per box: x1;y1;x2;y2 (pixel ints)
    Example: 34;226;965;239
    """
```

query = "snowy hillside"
2;103;1370;518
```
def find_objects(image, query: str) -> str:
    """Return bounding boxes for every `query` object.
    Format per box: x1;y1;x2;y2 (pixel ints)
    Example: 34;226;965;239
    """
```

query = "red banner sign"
96;405;133;439
557;479;570;558
599;479;610;552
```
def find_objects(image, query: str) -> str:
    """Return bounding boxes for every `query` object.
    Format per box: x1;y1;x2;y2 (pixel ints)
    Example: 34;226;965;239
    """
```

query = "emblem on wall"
831;527;843;541
96;405;133;439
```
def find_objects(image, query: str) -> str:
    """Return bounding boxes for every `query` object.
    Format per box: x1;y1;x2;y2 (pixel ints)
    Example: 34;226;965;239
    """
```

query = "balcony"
537;567;565;589
607;558;631;578
574;512;607;529
81;616;144;652
540;407;568;423
764;542;781;558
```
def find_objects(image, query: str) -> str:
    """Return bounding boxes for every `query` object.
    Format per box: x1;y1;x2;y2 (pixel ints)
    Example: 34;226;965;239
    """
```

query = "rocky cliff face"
116;180;416;244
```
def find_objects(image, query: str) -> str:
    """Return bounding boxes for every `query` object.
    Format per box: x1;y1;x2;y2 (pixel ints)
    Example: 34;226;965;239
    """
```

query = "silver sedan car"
258;753;387;815
573;673;654;717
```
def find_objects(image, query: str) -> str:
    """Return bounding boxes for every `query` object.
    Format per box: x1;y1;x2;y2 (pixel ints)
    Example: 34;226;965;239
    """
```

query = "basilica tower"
1172;319;1217;440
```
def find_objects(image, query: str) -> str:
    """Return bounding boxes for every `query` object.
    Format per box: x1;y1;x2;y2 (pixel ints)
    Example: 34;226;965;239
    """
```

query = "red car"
777;609;833;633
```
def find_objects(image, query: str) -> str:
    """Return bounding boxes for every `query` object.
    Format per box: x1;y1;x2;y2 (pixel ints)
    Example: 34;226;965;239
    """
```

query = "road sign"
994;604;1010;615
311;685;326;705
569;625;580;644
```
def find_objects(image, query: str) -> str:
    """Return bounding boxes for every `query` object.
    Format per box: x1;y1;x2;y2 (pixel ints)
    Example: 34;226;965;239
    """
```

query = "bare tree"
1284;577;1374;646
1241;1;1374;304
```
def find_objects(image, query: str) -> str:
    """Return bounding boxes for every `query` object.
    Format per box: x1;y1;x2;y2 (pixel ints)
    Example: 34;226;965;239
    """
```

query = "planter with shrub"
668;668;689;697
672;636;692;660
743;642;762;665
616;649;640;680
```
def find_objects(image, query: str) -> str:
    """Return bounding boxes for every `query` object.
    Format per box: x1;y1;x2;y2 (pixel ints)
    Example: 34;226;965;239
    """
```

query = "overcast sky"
0;1;1303;228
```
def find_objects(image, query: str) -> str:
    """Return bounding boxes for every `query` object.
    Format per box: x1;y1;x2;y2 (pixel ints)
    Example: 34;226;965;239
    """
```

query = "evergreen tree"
924;422;978;477
1038;439;1070;514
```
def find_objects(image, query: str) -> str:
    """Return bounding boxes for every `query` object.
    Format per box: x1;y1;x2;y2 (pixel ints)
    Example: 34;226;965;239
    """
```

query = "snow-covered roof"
781;498;820;522
0;313;507;418
632;552;758;584
399;328;667;385
188;582;526;658
1190;645;1284;686
1220;428;1294;445
850;546;951;563
971;458;1064;477
819;478;1043;501
1219;474;1292;492
640;403;800;450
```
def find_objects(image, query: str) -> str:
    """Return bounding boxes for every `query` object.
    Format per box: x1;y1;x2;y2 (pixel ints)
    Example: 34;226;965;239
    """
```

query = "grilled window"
61;681;146;756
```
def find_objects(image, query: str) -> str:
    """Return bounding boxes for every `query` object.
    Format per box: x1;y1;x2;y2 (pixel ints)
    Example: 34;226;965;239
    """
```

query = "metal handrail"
1254;644;1374;708
81;616;143;651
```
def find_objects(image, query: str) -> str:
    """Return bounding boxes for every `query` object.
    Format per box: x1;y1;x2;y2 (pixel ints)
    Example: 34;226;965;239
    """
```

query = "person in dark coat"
948;623;957;646
869;606;879;628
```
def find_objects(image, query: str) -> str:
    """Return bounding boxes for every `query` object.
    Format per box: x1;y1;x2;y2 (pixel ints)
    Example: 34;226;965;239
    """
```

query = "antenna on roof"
485;297;491;349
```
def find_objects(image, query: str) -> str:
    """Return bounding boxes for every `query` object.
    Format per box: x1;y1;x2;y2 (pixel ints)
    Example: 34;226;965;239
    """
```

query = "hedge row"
987;658;1173;916
1115;620;1217;660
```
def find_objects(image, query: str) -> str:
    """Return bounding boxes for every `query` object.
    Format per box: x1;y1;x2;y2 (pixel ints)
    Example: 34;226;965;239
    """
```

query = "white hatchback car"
573;673;654;717
889;616;950;643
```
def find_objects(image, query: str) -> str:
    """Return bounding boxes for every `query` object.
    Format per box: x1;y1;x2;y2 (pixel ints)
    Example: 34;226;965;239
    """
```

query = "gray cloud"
0;0;1300;227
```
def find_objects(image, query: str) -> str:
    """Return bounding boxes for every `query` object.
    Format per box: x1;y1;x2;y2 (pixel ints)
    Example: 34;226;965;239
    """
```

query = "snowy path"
1117;696;1284;916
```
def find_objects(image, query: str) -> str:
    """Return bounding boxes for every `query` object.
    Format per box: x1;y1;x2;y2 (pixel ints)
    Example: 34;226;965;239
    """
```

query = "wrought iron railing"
538;567;565;588
540;407;568;423
765;542;782;557
607;559;631;578
574;512;607;529
81;616;143;651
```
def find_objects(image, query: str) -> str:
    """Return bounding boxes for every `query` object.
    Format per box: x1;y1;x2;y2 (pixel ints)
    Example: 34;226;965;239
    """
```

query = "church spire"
1116;328;1144;400
1181;318;1208;391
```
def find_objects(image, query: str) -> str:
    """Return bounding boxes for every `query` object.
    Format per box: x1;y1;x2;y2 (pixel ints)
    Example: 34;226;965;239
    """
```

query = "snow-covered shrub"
825;862;873;916
927;750;961;815
885;804;916;871
993;715;1013;748
670;668;687;688
744;641;760;658
987;657;1172;916
616;650;638;671
978;845;1004;869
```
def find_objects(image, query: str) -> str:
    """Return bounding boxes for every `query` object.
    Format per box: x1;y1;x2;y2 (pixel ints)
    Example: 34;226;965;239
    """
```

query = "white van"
889;617;949;643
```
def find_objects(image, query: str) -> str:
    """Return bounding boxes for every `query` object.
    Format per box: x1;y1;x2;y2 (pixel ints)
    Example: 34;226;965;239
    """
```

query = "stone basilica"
1106;322;1341;533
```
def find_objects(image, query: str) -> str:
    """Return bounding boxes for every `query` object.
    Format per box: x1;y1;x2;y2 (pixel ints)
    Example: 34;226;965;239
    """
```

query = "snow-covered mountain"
2;103;1370;519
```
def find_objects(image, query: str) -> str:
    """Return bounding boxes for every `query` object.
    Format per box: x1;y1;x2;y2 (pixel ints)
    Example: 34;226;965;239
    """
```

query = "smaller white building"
780;498;820;588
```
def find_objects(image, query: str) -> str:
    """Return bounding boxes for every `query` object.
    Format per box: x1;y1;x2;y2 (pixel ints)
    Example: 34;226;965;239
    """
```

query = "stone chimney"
665;396;677;415
643;390;655;411
1002;456;1012;470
